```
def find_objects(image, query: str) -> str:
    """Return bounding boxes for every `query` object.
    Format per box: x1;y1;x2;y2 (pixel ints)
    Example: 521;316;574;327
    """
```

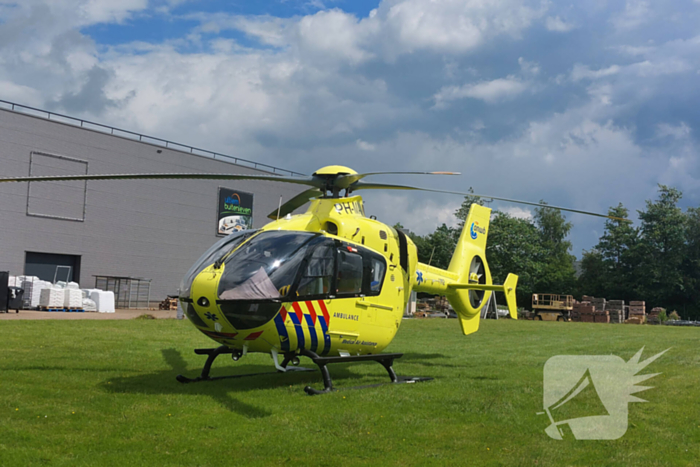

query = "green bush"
669;310;681;321
658;309;668;323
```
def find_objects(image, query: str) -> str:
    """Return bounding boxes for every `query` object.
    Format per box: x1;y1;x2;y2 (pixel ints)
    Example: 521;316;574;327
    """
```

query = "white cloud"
571;64;621;81
572;56;693;84
0;80;43;106
610;45;656;57
375;0;546;56
656;122;691;140
499;206;533;219
518;57;540;75
545;16;575;32
79;0;148;25
365;192;460;236
434;76;529;106
356;104;686;245
356;139;376;151
202;0;548;63
611;0;652;30
626;59;692;77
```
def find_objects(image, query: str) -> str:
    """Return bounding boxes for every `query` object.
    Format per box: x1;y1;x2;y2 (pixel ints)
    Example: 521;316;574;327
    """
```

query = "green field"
1;318;698;466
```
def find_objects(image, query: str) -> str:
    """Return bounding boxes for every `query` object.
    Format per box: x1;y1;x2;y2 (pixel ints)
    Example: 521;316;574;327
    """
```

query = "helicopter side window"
366;256;386;295
297;240;336;298
336;249;363;295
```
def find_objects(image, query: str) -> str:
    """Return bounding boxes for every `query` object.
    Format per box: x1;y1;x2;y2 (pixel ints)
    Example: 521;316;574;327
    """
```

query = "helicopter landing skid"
175;346;314;384
299;350;433;395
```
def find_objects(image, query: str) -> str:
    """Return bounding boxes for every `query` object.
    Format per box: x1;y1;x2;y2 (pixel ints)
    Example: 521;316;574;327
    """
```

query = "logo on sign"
225;194;241;205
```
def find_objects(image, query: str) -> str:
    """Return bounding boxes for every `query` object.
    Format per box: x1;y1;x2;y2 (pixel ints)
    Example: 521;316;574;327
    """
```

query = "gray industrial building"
0;101;305;304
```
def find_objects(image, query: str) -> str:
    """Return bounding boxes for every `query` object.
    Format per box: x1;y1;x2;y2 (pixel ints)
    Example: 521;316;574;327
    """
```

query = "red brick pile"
573;301;595;322
573;296;610;323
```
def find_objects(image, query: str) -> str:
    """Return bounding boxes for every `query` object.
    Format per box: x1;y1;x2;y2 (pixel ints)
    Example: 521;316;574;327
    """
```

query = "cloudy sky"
1;0;699;256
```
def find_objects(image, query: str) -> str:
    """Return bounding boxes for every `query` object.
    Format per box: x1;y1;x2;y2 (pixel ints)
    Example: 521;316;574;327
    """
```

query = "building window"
26;151;88;222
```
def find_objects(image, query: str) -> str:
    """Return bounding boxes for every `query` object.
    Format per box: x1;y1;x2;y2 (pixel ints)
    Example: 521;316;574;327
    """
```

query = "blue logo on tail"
470;222;486;240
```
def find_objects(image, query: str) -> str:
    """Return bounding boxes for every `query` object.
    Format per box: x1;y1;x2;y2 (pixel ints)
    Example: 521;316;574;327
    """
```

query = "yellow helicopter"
0;165;622;394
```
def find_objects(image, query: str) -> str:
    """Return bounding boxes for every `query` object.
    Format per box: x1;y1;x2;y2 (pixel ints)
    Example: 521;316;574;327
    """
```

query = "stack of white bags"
80;289;97;312
10;277;116;312
8;276;114;313
63;288;83;308
18;276;52;309
39;287;64;308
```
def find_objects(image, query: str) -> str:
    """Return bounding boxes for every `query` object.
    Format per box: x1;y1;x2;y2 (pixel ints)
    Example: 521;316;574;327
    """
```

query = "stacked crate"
626;300;646;324
590;297;606;313
571;303;581;322
594;310;610;323
573;302;595;323
607;300;625;323
577;296;596;323
647;307;664;325
589;297;609;323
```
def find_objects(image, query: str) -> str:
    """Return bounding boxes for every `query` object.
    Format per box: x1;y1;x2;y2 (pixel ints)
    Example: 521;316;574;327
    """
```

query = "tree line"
399;185;700;320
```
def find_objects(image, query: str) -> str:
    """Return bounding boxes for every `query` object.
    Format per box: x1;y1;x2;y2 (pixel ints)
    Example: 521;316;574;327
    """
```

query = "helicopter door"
357;250;393;329
325;248;363;340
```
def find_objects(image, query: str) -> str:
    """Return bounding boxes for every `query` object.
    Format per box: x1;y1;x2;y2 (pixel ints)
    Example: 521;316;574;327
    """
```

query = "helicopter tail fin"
446;204;518;335
447;273;519;334
412;204;518;335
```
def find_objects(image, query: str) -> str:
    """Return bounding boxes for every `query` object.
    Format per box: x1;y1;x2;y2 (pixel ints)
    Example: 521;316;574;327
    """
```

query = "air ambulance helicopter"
0;165;624;394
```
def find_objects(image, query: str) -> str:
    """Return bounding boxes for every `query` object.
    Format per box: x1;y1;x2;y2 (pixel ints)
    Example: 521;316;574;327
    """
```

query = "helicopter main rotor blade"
267;188;323;220
335;171;460;189
352;182;630;222
0;172;321;187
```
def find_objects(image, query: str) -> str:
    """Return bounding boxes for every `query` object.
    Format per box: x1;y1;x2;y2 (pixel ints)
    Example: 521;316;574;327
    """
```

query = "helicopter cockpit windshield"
179;228;259;299
217;231;319;300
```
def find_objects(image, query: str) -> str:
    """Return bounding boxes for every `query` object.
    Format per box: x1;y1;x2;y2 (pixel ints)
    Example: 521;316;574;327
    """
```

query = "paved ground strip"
0;309;177;320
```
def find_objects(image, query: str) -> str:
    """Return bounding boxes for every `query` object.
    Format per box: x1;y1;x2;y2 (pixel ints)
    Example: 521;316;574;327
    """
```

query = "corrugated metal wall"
0;108;305;301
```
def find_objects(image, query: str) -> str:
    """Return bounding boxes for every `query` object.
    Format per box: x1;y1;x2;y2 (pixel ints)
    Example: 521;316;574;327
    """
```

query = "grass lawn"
0;318;698;466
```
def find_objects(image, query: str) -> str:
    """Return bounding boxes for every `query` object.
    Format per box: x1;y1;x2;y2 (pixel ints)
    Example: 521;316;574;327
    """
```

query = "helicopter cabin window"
336;249;363;295
296;240;336;298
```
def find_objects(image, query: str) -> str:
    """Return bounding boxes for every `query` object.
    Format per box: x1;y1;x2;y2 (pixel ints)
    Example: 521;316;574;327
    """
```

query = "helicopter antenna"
276;195;283;221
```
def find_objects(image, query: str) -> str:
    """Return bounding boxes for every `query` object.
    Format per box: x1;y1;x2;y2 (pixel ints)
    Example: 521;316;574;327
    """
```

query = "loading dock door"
24;252;81;283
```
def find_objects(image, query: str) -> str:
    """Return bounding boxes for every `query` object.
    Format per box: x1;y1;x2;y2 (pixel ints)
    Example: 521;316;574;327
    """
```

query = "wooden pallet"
39;307;85;313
